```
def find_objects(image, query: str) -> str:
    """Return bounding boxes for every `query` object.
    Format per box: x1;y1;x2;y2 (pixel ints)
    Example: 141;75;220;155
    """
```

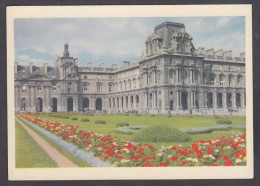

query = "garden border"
16;115;115;167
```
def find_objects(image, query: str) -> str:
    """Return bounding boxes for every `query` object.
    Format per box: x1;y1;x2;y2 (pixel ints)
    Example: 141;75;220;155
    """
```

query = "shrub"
95;120;106;124
116;122;130;127
133;125;191;143
85;114;94;116
71;117;78;120
216;119;232;125
124;114;129;116
185;129;213;135
114;130;134;135
63;116;70;119
150;115;155;117
81;118;90;122
215;116;220;119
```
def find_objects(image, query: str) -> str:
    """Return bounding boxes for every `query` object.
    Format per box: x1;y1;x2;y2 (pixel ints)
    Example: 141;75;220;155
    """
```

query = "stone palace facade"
14;22;246;115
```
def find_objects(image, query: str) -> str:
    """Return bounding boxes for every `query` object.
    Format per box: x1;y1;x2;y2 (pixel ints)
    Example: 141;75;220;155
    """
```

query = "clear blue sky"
14;17;245;67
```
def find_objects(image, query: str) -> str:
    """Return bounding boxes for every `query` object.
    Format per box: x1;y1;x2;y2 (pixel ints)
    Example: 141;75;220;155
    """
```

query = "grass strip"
15;121;58;168
16;117;91;168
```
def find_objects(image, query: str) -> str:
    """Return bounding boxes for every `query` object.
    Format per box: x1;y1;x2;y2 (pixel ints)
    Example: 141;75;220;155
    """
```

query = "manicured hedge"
216;119;232;125
71;117;78;120
116;122;129;127
185;129;213;135
81;118;90;122
133;125;191;143
95;120;106;124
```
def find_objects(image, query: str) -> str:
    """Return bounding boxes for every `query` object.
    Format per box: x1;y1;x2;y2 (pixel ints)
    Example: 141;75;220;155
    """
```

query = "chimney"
223;50;232;60
99;62;106;69
14;62;18;73
29;63;33;73
240;52;245;60
74;58;78;66
122;61;130;68
44;63;48;74
215;49;223;59
87;62;93;69
206;49;214;56
112;63;118;69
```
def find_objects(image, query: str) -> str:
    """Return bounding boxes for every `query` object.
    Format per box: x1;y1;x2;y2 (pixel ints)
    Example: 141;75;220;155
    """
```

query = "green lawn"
33;113;246;148
16;117;91;168
15;121;58;168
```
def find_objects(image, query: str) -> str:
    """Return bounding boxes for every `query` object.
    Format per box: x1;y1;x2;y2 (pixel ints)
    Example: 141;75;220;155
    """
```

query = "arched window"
228;74;233;86
209;73;215;85
237;74;242;86
219;74;225;86
169;69;174;84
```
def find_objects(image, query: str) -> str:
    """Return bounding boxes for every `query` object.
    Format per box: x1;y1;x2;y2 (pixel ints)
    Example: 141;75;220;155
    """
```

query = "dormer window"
37;84;42;92
68;82;72;93
83;84;88;91
109;84;112;92
52;84;57;91
22;84;27;91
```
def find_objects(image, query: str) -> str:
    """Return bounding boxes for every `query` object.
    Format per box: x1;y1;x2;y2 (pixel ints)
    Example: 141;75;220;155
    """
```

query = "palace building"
14;22;246;115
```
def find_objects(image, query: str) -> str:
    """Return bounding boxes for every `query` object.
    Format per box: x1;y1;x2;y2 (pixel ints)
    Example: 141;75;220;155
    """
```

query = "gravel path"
16;118;78;168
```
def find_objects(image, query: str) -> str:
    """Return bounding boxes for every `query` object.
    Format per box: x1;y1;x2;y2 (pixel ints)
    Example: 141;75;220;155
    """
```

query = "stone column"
74;96;78;112
48;86;51;112
44;86;47;112
241;91;245;109
223;92;227;109
187;90;191;111
204;91;207;107
232;91;236;110
213;91;217;108
28;85;31;110
176;90;180;108
198;90;203;109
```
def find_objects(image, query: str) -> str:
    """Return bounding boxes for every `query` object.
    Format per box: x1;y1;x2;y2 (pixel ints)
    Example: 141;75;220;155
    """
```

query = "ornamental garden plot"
17;114;247;167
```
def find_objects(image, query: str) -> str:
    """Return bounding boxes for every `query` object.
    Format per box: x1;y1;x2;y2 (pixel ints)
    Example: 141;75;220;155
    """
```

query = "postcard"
7;5;253;180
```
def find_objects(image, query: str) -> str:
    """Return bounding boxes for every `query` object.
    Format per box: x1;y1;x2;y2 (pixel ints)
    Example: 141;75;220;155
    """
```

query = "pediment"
28;74;51;81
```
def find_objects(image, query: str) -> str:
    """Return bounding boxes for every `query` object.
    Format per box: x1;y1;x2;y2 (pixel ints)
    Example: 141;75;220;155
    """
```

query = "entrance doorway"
36;98;43;112
181;92;188;110
67;98;73;112
96;98;102;111
52;98;57;112
83;98;89;111
207;93;213;108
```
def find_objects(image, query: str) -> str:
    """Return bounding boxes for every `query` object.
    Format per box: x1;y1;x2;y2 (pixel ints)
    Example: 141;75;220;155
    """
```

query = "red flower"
170;157;179;161
118;156;124;159
224;160;233;166
143;164;154;167
211;164;218;166
73;140;77;144
160;162;168;167
182;161;188;165
104;156;110;160
136;164;141;167
97;153;102;156
131;155;139;160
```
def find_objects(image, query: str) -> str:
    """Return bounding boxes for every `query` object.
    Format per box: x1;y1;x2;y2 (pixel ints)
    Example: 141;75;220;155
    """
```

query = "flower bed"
18;114;247;167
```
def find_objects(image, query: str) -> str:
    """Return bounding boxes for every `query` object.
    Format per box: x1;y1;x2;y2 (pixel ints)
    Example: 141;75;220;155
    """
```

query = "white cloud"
16;55;51;65
15;17;244;65
217;17;232;28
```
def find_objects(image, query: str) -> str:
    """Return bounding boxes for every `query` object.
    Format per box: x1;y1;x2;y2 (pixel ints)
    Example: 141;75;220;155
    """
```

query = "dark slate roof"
15;65;60;80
